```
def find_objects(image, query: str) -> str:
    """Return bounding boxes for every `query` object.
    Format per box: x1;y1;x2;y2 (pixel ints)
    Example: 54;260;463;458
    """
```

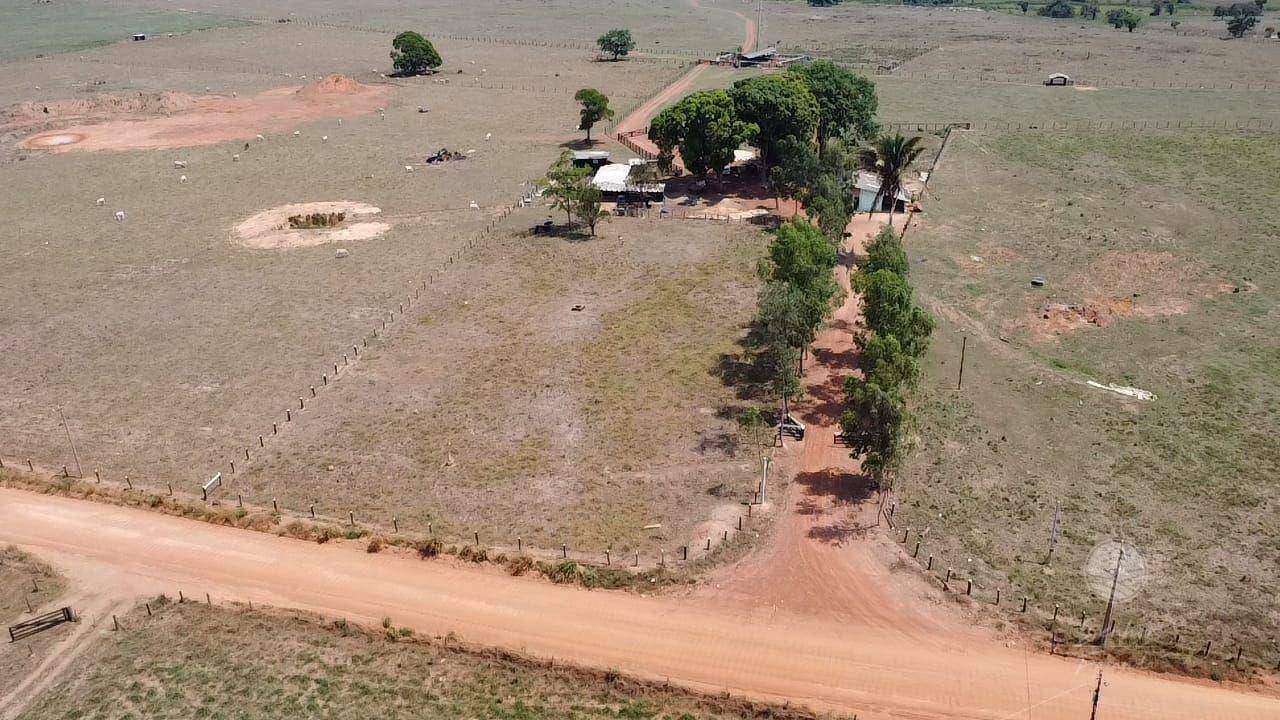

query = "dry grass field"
0;546;68;702
17;600;817;720
0;3;760;554
895;128;1280;660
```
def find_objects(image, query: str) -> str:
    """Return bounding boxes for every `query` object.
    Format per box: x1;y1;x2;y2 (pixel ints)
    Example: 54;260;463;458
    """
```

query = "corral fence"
855;64;1280;91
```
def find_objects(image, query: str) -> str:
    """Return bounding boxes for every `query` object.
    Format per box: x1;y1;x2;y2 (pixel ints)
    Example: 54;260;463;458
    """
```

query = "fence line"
879;118;1280;133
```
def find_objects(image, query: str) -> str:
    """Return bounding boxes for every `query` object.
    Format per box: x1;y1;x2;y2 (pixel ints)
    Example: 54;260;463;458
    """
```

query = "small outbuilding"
132;33;148;41
571;150;611;169
1044;73;1073;86
591;163;664;201
853;171;911;213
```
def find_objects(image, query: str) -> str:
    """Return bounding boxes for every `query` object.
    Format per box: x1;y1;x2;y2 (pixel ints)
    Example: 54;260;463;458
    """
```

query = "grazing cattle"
256;134;265;142
321;136;328;142
95;197;105;206
232;154;240;162
114;211;126;221
485;133;492;141
405;165;414;173
179;175;188;183
469;201;479;210
173;160;187;169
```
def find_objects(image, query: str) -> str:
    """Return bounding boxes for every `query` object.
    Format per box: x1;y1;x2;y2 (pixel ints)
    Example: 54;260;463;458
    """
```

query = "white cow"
469;201;479;210
95;197;105;206
337;118;343;126
173;160;187;169
179;175;188;183
256;134;265;142
293;130;301;137
232;154;240;162
485;133;492;141
321;135;328;142
114;211;126;221
405;165;414;173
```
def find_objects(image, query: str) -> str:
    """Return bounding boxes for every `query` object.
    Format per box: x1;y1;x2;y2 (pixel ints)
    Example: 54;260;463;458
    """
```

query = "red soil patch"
16;75;389;153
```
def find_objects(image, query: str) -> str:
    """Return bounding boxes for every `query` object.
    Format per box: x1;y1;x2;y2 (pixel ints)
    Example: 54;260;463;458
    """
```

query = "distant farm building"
714;47;808;68
132;33;148;42
853;171;911;213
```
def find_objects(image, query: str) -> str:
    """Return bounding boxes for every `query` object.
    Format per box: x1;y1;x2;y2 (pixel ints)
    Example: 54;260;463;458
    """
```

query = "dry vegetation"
0;546;68;701
17;599;829;720
895;128;1280;665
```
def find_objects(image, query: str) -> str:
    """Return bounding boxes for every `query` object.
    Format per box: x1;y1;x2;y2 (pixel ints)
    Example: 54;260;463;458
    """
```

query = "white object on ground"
321;135;328;142
469;201;479;209
114;211;126;221
1086;381;1156;401
179;175;187;183
405;165;414;173
95;197;105;206
256;134;265;142
335;248;350;258
173;160;187;169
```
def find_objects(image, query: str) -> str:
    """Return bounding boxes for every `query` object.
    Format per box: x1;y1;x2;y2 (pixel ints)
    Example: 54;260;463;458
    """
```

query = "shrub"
415;537;442;558
457;545;490;563
366;537;383;553
1038;0;1075;17
506;555;536;576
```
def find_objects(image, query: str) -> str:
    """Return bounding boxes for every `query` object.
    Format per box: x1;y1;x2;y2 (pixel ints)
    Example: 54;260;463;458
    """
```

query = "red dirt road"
613;0;758;161
2;486;1277;720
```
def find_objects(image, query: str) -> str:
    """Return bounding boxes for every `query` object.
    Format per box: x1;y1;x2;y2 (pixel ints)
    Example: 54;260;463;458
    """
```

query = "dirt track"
2;484;1277;720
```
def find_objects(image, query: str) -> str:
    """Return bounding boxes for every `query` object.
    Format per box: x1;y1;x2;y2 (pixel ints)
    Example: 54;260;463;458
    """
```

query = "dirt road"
613;0;758;161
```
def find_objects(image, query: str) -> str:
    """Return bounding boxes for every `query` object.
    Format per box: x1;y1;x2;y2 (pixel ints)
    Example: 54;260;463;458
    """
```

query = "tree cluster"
749;219;843;423
540;151;608;236
648;60;878;181
1037;0;1075;18
1214;2;1263;36
1106;8;1143;30
839;226;934;484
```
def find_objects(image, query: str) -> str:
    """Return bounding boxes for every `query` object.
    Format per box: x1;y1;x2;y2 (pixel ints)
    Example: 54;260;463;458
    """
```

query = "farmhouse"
853;170;911;213
571;149;611;169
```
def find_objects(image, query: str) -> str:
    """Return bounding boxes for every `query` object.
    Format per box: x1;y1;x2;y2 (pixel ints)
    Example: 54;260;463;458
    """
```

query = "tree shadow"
558;139;596;150
793;468;881;545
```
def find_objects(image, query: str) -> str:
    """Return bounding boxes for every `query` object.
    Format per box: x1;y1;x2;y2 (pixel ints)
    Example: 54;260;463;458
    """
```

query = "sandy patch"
17;75;389;153
233;201;389;250
1073;85;1099;92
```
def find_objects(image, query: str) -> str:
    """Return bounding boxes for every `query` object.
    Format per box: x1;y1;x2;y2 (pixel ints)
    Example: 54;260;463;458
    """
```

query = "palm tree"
861;133;924;225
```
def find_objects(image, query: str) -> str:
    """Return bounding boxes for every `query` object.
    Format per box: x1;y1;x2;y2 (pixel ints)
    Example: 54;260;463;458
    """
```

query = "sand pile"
295;74;367;99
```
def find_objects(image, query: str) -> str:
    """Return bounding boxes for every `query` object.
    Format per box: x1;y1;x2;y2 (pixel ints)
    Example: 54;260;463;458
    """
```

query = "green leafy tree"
858;334;920;390
573;184;608;236
729;74;819;169
573;88;614;143
786;60;879;149
805;172;855;241
862;224;910;277
839;378;906;482
596;28;635;60
855;269;934;357
1124;12;1142;30
860;133;924;221
769;135;822;211
1018;1;1029;12
648;90;756;179
390;31;442;76
1083;1;1101;19
541;151;591;226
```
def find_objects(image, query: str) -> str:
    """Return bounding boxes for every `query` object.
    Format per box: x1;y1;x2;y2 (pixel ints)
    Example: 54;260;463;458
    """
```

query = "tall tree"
855;269;934;357
573;184;608;236
390;31;442;76
648;90;756;178
768;135;822;212
573;88;614;143
541;151;591;226
840;377;906;483
729;74;820;170
862;224;910;277
596;29;635;60
860;133;923;221
787;60;879;149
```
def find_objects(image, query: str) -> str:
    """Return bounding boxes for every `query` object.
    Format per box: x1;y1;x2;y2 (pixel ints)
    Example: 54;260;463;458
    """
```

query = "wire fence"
880;118;1280;133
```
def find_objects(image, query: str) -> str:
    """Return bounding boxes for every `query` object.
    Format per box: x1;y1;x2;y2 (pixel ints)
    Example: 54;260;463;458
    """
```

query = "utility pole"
956;335;968;390
1089;669;1104;720
760;456;771;504
1097;547;1124;646
58;407;82;478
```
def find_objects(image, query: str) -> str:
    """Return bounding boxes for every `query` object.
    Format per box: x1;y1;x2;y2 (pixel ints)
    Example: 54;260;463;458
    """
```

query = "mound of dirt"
234;201;390;250
295;74;367;99
4;91;202;125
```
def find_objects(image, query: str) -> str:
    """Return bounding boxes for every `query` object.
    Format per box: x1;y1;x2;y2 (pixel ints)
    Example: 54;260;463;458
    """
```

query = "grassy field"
894;128;1280;661
0;16;694;537
232;214;767;554
17;599;819;720
0;0;248;63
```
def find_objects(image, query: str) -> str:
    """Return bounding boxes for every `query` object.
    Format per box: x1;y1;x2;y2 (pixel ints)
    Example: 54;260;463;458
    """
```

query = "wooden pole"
956;335;968;390
58;407;83;478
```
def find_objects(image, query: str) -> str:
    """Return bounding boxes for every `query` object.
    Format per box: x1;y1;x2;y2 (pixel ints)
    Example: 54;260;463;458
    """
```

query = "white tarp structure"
591;163;633;192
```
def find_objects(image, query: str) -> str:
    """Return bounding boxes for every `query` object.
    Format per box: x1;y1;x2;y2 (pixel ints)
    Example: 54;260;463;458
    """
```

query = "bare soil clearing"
19;74;388;152
233;200;388;249
3;487;1278;720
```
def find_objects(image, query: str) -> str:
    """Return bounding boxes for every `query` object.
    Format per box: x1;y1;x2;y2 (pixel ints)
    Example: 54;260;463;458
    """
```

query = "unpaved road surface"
3;490;1277;719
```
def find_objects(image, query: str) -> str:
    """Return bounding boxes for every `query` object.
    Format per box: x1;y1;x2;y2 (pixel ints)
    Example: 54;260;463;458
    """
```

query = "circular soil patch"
26;133;85;148
233;201;389;250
